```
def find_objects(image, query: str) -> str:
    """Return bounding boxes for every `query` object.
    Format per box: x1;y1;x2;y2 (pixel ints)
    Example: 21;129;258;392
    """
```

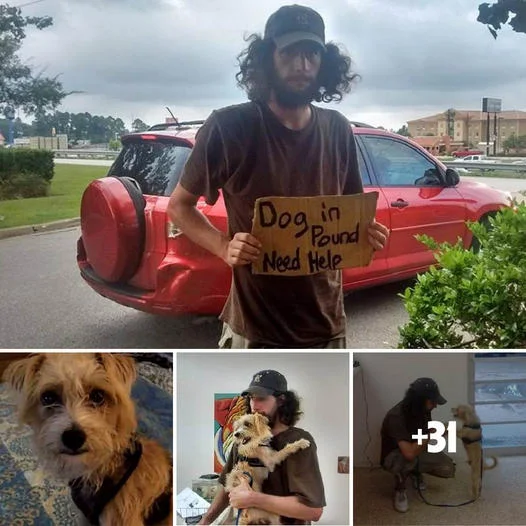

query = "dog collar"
68;436;173;526
463;424;481;430
237;455;266;468
143;468;173;526
69;438;142;525
462;436;482;444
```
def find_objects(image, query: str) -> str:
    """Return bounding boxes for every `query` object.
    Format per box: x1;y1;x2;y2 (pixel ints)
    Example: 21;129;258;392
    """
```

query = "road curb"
0;217;80;240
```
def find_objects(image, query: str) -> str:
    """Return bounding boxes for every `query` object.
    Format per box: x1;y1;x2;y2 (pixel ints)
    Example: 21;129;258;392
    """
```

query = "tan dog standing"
225;413;310;525
3;353;173;526
452;404;498;498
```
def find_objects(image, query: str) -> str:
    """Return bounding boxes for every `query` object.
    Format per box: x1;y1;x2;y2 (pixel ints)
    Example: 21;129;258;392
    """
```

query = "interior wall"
353;352;470;467
177;352;350;525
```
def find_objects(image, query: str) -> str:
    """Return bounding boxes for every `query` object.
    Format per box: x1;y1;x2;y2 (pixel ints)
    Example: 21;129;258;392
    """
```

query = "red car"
77;121;513;316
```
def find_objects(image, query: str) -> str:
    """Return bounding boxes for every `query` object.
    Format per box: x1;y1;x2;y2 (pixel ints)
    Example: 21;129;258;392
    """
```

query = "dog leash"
235;472;254;526
414;456;482;507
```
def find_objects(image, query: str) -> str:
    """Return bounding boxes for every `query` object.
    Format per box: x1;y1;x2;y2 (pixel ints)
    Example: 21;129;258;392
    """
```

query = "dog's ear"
3;354;45;393
95;353;137;389
254;413;269;435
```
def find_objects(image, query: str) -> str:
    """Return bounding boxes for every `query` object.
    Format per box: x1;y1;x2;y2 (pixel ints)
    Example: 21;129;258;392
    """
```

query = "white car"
453;154;496;163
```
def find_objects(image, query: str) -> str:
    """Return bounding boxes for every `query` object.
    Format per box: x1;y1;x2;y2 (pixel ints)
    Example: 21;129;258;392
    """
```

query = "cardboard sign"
251;192;379;276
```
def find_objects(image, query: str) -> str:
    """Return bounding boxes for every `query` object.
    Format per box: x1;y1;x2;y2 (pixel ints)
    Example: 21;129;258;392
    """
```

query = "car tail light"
140;134;157;140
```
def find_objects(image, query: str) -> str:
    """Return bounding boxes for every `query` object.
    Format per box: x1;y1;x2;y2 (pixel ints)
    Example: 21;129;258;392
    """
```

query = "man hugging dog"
199;370;325;525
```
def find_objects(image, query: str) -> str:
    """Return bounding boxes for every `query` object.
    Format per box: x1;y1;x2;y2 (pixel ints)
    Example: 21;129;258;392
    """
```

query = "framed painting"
214;393;246;473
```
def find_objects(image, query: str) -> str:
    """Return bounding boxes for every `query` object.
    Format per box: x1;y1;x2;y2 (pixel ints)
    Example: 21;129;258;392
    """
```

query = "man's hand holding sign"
220;192;388;272
251;192;381;275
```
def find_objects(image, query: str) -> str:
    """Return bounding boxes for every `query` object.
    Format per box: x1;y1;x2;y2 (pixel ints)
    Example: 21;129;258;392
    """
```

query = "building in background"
408;110;526;154
28;134;68;150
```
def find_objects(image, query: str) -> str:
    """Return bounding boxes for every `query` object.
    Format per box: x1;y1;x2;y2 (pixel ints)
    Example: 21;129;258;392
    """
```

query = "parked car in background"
77;120;514;317
453;154;496;163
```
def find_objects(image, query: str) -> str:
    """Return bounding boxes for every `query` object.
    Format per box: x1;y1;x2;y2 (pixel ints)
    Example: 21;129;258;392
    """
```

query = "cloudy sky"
14;0;526;130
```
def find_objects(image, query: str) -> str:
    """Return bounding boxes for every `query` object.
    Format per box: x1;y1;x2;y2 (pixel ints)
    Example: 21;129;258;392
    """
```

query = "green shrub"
108;138;122;151
0;148;54;182
0;172;49;200
398;203;526;348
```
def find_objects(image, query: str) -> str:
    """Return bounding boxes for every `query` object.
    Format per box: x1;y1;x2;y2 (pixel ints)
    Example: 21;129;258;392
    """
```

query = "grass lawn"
461;168;526;179
0;164;107;229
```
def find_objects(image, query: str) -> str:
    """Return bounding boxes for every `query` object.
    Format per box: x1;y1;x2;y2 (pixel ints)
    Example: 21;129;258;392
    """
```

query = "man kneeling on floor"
380;377;456;513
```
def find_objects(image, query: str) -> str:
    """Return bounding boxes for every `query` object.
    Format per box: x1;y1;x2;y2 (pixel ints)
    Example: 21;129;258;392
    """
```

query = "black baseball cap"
264;4;326;51
410;377;447;405
241;370;288;397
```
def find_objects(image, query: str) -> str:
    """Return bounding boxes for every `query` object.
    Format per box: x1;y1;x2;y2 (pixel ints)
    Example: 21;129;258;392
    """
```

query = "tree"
478;0;526;38
395;124;411;137
445;108;456;137
0;3;75;118
132;118;149;132
0;116;30;138
31;111;128;142
503;133;526;151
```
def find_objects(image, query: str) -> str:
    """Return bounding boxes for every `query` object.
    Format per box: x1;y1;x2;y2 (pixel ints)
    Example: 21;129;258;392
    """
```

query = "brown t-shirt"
179;101;364;347
380;401;431;465
218;427;326;525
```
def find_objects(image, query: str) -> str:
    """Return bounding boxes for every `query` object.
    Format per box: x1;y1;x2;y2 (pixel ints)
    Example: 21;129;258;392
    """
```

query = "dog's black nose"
61;426;87;451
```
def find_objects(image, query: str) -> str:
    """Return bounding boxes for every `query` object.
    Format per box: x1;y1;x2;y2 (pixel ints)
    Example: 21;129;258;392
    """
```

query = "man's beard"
270;73;319;109
255;410;278;427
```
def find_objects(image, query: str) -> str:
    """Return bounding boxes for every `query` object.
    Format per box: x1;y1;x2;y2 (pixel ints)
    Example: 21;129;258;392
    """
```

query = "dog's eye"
245;422;252;428
40;390;61;407
89;389;106;406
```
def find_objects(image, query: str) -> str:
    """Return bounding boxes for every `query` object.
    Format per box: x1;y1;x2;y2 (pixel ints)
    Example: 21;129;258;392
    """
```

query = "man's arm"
228;479;322;522
168;183;261;266
252;493;322;522
197;485;230;525
167;184;230;261
398;438;429;462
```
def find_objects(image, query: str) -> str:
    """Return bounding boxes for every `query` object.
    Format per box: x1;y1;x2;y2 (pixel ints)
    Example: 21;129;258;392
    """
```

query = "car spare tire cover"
80;176;146;283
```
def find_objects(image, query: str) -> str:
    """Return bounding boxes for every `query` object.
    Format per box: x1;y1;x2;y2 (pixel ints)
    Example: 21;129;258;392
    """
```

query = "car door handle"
391;199;409;208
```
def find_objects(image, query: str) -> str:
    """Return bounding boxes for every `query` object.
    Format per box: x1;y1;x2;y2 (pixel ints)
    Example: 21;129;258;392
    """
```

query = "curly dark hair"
235;33;360;104
243;390;304;426
401;386;431;422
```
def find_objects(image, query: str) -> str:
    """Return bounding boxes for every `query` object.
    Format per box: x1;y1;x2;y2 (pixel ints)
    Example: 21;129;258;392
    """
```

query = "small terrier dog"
225;413;310;525
452;404;498;498
4;353;172;526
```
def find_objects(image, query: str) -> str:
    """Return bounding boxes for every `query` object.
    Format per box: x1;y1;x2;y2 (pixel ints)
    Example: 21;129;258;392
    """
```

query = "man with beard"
168;4;389;348
198;370;325;525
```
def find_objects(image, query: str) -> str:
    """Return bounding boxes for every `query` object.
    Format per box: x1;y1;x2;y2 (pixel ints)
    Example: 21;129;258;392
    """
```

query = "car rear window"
108;137;192;196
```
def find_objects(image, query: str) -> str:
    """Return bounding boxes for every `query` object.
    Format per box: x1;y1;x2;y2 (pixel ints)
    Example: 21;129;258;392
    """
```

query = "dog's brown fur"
3;353;172;526
452;404;498;498
225;413;310;525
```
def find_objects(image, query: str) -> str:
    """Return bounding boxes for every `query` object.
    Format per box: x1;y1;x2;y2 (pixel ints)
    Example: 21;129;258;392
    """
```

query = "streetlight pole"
493;112;498;156
486;112;490;156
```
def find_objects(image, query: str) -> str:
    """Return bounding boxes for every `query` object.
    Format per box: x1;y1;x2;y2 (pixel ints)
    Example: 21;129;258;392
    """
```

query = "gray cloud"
14;0;526;129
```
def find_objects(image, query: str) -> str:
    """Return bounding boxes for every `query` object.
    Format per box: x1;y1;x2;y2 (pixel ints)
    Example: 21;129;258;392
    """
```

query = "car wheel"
470;214;494;253
80;176;146;283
